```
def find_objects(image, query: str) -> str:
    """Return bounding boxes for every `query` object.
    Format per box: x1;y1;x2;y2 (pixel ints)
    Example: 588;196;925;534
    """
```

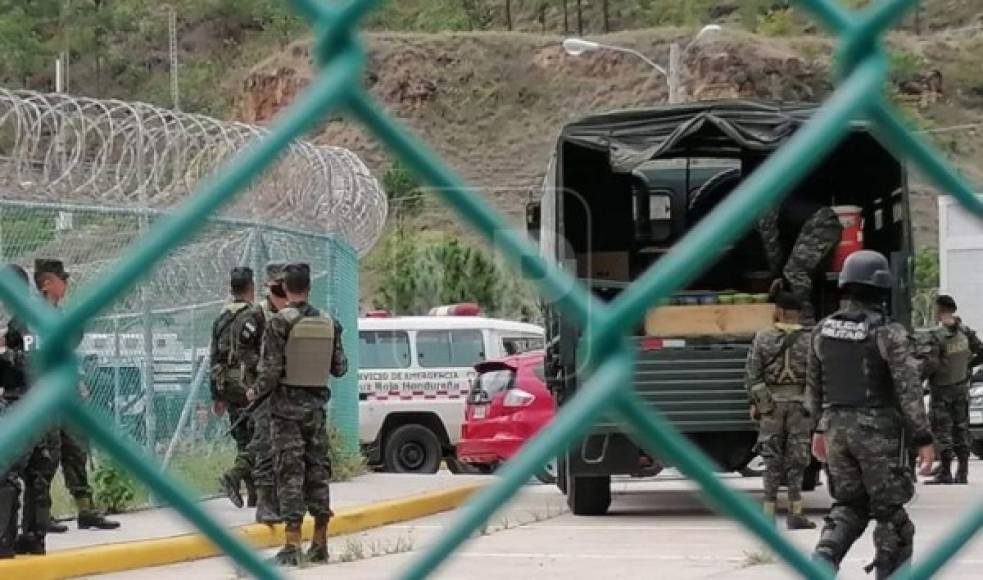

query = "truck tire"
974;440;983;461
535;459;558;485
382;425;442;474
567;474;611;516
556;455;568;494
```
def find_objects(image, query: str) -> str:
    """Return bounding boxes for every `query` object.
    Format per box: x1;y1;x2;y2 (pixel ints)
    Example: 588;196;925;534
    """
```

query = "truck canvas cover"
559;100;826;172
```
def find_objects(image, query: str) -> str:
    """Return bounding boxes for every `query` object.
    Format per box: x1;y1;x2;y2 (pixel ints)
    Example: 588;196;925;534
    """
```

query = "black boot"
0;487;18;559
925;453;953;485
14;534;45;555
220;472;243;508
955;453;969;484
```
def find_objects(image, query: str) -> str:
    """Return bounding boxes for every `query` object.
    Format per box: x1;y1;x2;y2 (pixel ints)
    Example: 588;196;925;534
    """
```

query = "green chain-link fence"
0;200;360;512
1;0;981;578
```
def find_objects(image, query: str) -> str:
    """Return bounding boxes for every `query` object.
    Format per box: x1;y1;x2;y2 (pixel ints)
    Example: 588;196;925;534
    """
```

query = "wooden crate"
644;303;776;337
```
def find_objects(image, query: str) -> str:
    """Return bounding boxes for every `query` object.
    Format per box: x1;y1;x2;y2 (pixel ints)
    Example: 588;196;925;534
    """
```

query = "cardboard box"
645;303;776;337
577;252;630;281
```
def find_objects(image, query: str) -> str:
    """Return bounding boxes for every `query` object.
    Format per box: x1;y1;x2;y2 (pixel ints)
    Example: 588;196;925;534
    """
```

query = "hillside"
2;1;982;310
236;28;983;251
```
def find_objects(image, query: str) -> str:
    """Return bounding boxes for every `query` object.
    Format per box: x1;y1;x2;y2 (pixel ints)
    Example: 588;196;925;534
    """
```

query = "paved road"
91;462;983;579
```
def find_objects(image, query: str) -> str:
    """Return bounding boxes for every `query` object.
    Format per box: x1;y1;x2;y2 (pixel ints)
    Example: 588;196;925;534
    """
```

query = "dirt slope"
236;28;983;255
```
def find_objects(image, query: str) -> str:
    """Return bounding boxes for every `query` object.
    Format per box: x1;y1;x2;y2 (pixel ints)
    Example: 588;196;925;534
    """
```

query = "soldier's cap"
773;292;802;311
264;262;286;285
935;294;957;312
34;258;69;281
230;266;254;286
284;262;311;276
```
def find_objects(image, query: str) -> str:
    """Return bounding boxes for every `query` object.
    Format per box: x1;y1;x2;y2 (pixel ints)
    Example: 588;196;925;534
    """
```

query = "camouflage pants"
929;385;970;458
21;429;60;538
784;208;842;325
273;408;332;525
815;408;915;573
248;400;275;487
227;404;254;484
0;401;26;548
60;429;92;501
758;401;812;502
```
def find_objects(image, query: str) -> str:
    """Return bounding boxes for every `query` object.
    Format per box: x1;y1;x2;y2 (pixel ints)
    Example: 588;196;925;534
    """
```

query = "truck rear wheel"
567;474;611;516
382;424;442;474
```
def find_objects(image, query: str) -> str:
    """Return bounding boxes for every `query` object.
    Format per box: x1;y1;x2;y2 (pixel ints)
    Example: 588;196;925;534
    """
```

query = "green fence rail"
0;0;980;578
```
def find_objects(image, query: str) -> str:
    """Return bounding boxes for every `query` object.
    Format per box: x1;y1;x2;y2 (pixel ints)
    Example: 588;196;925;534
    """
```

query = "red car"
457;351;557;483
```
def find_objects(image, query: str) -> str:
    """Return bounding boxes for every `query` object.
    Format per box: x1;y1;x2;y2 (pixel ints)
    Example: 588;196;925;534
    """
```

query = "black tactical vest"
818;310;894;408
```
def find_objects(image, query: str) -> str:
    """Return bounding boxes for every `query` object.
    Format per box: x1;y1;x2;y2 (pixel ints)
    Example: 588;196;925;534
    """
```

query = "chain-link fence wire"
0;200;357;504
0;0;981;578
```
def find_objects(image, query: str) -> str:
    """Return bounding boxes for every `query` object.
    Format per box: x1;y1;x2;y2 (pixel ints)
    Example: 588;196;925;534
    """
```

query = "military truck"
533;101;914;515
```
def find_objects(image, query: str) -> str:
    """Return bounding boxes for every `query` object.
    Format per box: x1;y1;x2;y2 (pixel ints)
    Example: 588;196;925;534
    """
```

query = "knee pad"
815;503;869;566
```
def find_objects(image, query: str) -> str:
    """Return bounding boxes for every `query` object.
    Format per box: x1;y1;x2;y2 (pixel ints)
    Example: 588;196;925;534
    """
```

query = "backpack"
212;302;250;397
281;308;335;388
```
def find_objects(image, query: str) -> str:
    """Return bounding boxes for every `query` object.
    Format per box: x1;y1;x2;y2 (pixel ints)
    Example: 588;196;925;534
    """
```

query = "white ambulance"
358;304;543;473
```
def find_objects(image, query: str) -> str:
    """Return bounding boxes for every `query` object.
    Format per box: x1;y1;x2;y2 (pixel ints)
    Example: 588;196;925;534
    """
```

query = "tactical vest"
281;308;335;388
931;327;971;387
819;311;894;408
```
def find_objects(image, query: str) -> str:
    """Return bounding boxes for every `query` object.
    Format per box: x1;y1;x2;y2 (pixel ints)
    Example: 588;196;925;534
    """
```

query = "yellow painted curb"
0;482;486;579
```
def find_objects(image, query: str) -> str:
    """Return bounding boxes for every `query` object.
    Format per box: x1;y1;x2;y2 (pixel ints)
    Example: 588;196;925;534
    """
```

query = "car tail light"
503;388;535;408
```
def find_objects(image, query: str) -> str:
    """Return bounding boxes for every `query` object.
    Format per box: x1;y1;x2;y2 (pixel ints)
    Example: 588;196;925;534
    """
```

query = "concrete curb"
0;482;486;579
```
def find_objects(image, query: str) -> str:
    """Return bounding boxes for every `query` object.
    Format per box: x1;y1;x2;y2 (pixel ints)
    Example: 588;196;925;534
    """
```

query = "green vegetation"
92;457;139;513
372;228;540;320
912;247;939;329
382;161;426;219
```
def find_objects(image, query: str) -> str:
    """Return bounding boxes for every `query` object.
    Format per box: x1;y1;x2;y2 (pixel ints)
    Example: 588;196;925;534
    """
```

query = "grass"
741;548;778;568
49;434;366;518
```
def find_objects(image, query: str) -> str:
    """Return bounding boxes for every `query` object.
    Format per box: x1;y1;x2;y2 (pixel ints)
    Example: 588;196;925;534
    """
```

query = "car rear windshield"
468;369;514;404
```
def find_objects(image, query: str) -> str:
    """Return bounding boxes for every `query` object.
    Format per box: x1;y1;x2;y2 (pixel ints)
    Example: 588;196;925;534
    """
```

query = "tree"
562;0;569;33
381;161;425;220
375;232;539;320
576;0;583;35
602;0;610;32
505;0;512;31
0;6;49;86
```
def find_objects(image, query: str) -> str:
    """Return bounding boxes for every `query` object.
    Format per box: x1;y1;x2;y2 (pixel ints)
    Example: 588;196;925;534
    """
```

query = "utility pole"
668;42;681;104
166;5;180;110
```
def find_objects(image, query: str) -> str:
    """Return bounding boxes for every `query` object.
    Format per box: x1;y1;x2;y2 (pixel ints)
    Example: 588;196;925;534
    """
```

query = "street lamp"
563;24;722;104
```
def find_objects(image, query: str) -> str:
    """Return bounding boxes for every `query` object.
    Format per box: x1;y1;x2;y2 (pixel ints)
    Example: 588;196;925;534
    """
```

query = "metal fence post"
326;238;359;457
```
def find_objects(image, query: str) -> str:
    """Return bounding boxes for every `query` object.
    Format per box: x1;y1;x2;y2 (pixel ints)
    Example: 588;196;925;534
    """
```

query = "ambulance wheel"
383;425;442;473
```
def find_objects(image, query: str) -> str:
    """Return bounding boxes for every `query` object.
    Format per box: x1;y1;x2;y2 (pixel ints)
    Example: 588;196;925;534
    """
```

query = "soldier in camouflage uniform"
758;199;842;325
808;251;935;580
259;263;347;566
9;261;68;554
212;267;258;509
920;295;983;485
0;264;33;558
745;292;815;530
241;262;288;524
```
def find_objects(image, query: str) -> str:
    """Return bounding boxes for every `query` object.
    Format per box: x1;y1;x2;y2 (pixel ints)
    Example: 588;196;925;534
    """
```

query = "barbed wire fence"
0;89;386;507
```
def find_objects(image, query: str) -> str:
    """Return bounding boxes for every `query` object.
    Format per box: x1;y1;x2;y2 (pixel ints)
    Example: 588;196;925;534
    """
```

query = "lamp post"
563;24;721;103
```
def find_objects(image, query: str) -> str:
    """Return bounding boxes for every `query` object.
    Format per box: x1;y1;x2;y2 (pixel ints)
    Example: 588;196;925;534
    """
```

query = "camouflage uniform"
240;298;279;521
0;397;24;558
759;203;842;325
258;301;346;529
745;323;813;511
920;319;983;483
807;299;933;579
3;317;58;553
210;299;256;506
